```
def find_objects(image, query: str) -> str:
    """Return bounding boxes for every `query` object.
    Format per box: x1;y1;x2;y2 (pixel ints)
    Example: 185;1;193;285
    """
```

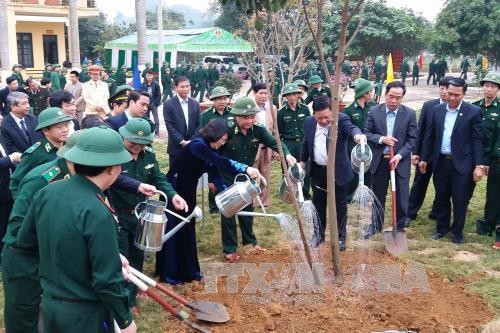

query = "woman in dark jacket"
157;118;260;284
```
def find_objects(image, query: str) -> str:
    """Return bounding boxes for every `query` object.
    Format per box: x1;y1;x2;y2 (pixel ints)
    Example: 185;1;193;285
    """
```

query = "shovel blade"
383;230;408;256
193;300;230;323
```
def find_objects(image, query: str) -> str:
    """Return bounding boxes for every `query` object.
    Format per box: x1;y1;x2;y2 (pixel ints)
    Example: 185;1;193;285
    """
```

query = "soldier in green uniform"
141;62;152;82
50;64;62;91
101;68;117;96
460;57;470;80
342;60;352;78
226;62;235;74
110;66;118;81
109;118;187;308
268;68;282;108
412;60;420;86
79;64;91;83
293;79;308;103
193;62;208;103
361;62;369;80
43;63;52;79
219;97;296;261
201;86;234;213
327;57;334;74
60;67;68;88
473;72;500;249
343;78;376;201
11;64;25;87
304;75;331;105
174;62;187;78
9;107;72;198
374;58;383;83
207;62;220;93
2;131;79;333
427;59;436;85
17;126;137;333
399;59;410;85
160;61;173;101
114;65;127;86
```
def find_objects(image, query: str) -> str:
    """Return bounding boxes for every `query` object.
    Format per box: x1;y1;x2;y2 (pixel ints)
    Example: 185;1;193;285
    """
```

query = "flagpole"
157;0;163;90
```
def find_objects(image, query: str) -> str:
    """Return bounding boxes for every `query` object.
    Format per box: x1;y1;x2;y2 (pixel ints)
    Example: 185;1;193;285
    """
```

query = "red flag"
418;53;423;70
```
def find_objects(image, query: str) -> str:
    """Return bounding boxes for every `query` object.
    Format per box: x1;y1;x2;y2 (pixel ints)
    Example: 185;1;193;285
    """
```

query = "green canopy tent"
104;27;254;71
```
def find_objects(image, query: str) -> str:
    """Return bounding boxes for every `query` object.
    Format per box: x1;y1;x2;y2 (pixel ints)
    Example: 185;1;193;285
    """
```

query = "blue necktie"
20;119;31;144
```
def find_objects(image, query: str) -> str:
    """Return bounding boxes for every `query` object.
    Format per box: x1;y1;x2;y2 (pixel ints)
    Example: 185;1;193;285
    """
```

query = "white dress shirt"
178;96;189;126
313;124;329;165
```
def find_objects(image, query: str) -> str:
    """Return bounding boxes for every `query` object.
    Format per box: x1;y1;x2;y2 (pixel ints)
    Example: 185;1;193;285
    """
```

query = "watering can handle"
234;173;250;184
134;201;146;219
156;190;168;202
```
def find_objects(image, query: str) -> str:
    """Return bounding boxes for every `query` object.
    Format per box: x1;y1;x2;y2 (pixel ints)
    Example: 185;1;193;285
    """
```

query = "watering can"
134;191;203;252
279;163;305;204
215;174;267;218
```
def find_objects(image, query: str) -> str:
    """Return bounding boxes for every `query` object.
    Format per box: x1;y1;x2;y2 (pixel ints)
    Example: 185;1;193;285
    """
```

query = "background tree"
432;0;499;65
146;8;186;29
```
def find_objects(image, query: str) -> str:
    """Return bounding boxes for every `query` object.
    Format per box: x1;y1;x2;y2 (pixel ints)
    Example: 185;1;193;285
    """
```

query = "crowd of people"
0;57;498;332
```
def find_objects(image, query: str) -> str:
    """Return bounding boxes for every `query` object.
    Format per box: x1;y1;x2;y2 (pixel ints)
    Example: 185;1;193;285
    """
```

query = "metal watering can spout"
161;207;203;244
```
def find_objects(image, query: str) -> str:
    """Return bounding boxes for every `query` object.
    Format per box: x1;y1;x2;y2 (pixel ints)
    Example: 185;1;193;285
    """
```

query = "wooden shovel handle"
389;146;397;227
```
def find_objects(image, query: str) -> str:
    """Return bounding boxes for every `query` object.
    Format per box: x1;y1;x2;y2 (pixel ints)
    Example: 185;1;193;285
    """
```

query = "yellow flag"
482;55;487;70
386;53;394;83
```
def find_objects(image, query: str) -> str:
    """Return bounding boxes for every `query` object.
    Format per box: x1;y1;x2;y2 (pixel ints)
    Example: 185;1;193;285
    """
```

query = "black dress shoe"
452;235;464;244
428;213;437;220
404;217;412;228
363;227;377;240
339;240;346;251
431;232;445;240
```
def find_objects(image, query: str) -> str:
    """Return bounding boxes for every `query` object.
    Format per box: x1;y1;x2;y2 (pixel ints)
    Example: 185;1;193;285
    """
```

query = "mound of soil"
151;244;493;332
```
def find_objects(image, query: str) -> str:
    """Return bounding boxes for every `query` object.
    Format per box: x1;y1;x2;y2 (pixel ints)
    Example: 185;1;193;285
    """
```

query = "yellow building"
6;0;98;73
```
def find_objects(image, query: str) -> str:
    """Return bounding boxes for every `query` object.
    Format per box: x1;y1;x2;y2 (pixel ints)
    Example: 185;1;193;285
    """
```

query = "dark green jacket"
200;107;234;127
277;103;309;140
304;86;331;105
474;97;500;162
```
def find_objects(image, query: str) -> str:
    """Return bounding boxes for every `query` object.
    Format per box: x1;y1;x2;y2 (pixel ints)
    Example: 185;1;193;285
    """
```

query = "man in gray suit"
163;76;200;163
364;81;418;237
64;71;85;125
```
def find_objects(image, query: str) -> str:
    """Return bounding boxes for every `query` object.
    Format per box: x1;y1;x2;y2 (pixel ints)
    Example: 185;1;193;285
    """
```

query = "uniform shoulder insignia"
144;146;155;153
41;166;61;183
24;141;41;154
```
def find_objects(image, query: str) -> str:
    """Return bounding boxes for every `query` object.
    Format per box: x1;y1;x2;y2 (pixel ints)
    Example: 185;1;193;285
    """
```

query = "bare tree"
69;0;81;70
0;0;10;80
135;0;147;68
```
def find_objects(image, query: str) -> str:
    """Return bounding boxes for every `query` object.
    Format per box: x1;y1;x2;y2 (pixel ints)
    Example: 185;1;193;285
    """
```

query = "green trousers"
42;295;113;333
477;163;500;241
117;213;144;307
221;205;257;254
2;246;41;333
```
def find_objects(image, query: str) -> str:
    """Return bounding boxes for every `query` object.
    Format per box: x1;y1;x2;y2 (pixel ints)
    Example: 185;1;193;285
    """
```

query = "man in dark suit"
407;76;453;225
0;77;23;117
1;91;41;154
106;90;153;132
140;70;162;136
364;81;418;237
163;76;200;163
0;135;21;256
300;96;366;250
420;78;485;244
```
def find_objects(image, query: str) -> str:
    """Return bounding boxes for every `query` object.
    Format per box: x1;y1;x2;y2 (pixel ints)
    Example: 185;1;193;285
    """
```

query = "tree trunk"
0;0;10;78
157;0;163;90
135;0;147;68
69;0;81;70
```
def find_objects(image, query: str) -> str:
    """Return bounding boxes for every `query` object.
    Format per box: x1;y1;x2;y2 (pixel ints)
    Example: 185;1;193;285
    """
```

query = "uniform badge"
145;163;154;169
137;131;144;136
45;143;52;152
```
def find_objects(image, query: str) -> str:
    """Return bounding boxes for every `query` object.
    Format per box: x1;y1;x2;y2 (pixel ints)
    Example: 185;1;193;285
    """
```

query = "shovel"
128;267;230;323
124;268;213;333
383;146;408;256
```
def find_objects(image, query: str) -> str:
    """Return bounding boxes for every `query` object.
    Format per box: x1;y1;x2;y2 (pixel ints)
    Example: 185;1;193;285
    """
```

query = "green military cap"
119;118;154;145
82;64;88;69
35;107;73;131
12;64;22;70
209;86;231;100
115;85;134;95
65;126;132;166
57;129;85;157
100;67;108;73
293;79;308;91
121;65;128;69
108;89;128;105
354;78;374;99
308;75;323;85
52;64;61;68
145;63;151;67
282;83;302;96
228;62;233;66
111;66;117;70
230;97;259;115
480;72;500;86
61;67;68;73
45;63;52;68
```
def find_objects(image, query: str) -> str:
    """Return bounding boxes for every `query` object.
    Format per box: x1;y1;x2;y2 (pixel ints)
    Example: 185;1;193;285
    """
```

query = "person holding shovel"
108;118;188;309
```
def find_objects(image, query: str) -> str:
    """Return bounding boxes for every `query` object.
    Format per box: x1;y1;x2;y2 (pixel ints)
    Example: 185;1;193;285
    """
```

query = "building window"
43;35;59;65
17;33;34;68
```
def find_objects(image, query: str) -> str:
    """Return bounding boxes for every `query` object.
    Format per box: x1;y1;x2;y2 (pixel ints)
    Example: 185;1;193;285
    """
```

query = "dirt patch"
143;245;493;332
452;251;481;262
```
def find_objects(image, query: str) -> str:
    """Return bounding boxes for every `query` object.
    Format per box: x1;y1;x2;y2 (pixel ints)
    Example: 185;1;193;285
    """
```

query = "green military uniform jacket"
161;66;172;86
79;71;90;83
195;68;208;86
50;72;61;91
412;64;419;75
114;69;126;86
304;86;331;105
10;138;58;198
277;102;309;140
361;65;369;79
25;86;49;116
103;77;117;96
12;72;25;87
200;107;234;127
474;97;500;163
207;68;220;86
400;63;410;76
174;67;187;78
4;157;70;248
108;147;176;210
344;99;376;150
59;73;67;89
220;123;290;182
17;174;133;328
43;70;52;79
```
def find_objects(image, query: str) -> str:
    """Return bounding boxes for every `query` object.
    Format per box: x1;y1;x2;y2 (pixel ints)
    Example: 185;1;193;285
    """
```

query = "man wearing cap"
293;79;308;103
50;64;62;91
82;65;111;116
11;64;25;87
17;126;137;333
374;58;383;83
43;63;53;80
115;65;128;86
160;61;173;101
201;86;233;213
460;57;470;80
25;78;49;116
427;59;437;85
407;76;451;225
79;65;91;83
227;62;235;74
219;97;296;261
102;68;117;96
108;86;129;117
140;70;161;135
412;60;420;86
207;62;220;93
304;75;331;105
107;90;154;133
0;77;23;117
141;63;152;82
399;59;410;85
109;118;187;308
473;72;500;248
9;107;72;198
110;67;118;80
343;78;376;201
193;62;208;103
65;70;86;124
360;62;369;80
